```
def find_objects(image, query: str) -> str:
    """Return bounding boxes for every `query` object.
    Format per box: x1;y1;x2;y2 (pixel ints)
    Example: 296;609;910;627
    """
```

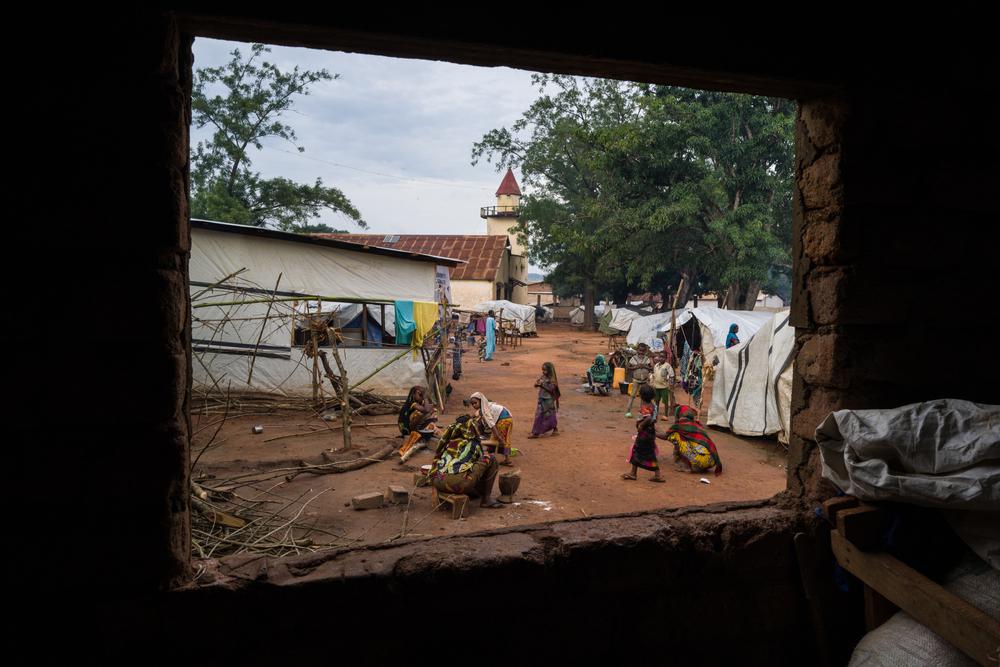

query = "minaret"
481;168;529;303
482;168;525;255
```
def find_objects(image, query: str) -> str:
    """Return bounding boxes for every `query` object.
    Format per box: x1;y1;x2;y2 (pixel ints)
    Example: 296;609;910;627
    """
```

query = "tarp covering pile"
707;310;794;443
815;399;1000;511
470;300;537;334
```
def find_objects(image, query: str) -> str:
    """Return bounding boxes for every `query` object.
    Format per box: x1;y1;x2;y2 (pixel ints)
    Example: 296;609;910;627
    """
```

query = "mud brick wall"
17;11;194;604
789;88;998;499
23;9;997;662
95;504;814;665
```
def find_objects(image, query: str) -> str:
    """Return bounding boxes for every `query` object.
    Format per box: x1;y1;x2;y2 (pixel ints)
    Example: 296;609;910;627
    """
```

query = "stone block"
351;492;384;510
385;485;409;505
807;268;848;325
791;386;847;442
800;153;843;211
800;99;846;151
798;332;849;389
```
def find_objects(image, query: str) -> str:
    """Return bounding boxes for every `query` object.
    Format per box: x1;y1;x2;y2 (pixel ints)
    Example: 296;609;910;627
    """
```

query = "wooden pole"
361;304;369;347
247;272;282;386
380;303;387;346
310;330;320;407
326;327;352;451
667;277;685;411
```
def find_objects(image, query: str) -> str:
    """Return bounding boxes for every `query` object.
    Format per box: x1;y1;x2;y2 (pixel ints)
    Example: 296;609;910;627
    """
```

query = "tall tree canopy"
472;75;793;314
191;44;365;233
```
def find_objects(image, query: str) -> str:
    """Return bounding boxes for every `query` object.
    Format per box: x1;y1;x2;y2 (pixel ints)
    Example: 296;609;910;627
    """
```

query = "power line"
267;145;494;192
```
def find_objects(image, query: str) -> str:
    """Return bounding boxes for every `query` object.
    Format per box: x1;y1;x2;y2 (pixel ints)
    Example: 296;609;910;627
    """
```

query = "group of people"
399;360;561;508
397;321;738;508
466;310;497;362
624;386;723;482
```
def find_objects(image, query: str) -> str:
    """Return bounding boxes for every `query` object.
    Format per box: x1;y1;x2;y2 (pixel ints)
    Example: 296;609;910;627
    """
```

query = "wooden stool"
431;487;468;519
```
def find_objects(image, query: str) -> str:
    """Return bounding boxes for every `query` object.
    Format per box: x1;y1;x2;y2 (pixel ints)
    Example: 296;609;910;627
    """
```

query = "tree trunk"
583;284;595;329
674;271;693;309
740;280;761;311
724;281;762;310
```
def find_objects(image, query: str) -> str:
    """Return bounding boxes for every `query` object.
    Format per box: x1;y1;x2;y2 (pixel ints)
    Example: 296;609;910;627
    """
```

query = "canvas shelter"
707;310;794;443
569;303;608;326
657;307;775;362
598;305;646;335
189;219;462;399
470;299;537;334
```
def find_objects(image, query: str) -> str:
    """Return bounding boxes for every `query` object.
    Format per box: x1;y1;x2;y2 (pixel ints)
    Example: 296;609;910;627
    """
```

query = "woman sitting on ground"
661;405;723;476
469;391;515;466
587;354;612;395
424;412;502;509
398;385;438;461
528;361;560;438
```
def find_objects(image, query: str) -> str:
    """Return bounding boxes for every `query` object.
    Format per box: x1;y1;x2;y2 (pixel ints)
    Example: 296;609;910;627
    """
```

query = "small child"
622;384;665;482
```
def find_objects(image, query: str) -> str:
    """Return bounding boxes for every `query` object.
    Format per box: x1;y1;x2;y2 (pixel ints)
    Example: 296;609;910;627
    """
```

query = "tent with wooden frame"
469;299;537;334
189;219;462;401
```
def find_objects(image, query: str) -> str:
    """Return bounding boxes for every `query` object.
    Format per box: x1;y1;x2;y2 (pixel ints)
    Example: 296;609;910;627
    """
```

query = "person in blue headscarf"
484;310;497;361
726;323;740;349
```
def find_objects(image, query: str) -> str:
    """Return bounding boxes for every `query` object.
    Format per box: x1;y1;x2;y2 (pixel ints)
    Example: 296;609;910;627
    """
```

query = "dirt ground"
192;322;787;550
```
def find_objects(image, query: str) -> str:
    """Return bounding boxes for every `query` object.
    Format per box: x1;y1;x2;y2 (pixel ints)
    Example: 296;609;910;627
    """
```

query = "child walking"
622;384;665;482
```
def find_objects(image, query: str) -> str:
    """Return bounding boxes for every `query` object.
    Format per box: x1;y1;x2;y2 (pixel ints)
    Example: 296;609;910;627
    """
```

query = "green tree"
473;75;794;315
191;43;365;232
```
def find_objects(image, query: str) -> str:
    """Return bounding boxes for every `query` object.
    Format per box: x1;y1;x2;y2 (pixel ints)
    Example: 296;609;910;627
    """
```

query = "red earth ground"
192;322;787;550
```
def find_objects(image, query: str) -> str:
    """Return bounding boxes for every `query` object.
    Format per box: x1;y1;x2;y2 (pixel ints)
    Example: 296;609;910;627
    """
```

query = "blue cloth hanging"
394;300;416;346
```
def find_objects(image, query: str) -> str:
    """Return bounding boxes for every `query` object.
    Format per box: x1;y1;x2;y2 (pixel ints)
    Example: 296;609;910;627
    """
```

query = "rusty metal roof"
316;234;508;281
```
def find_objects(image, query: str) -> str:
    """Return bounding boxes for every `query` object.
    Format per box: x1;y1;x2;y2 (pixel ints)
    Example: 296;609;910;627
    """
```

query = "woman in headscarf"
661;405;723;476
483;310;497;361
469;391;514;466
528;362;560;438
422;413;502;509
587;354;612;395
726;323;740;349
397;386;438;462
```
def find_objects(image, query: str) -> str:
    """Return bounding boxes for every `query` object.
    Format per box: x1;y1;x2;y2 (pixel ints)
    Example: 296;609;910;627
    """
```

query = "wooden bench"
824;496;1000;665
431;487;468;520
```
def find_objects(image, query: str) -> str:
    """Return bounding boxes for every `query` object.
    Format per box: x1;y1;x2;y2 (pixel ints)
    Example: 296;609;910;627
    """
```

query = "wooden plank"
836;505;884;551
831;530;1000;666
822;496;859;524
864;585;899;630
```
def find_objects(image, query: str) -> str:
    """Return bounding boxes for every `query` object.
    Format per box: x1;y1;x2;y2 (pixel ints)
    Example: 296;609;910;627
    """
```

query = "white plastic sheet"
707;310;794;442
816;399;1000;511
471;300;537;334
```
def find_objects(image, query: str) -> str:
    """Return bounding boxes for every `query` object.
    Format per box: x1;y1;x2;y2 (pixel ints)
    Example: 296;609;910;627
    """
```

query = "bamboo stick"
247;272;283;385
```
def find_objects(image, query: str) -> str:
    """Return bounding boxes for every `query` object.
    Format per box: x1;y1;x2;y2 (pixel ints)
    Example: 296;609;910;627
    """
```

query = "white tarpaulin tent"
658;307;775;361
471;300;537;334
707;310;794;443
569;304;608;325
190;221;453;398
606;307;645;333
627;311;676;348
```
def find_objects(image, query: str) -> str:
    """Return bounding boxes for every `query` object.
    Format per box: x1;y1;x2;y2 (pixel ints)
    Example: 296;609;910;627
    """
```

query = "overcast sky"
191;38;550;273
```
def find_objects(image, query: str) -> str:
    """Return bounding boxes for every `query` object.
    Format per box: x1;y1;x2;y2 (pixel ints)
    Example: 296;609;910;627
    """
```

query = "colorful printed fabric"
433;456;499;497
491;415;514;455
664;405;722;475
397;386;436;435
431;417;488;477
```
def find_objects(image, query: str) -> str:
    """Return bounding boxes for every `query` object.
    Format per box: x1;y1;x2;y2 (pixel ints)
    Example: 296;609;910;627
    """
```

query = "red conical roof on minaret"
496;168;521;196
